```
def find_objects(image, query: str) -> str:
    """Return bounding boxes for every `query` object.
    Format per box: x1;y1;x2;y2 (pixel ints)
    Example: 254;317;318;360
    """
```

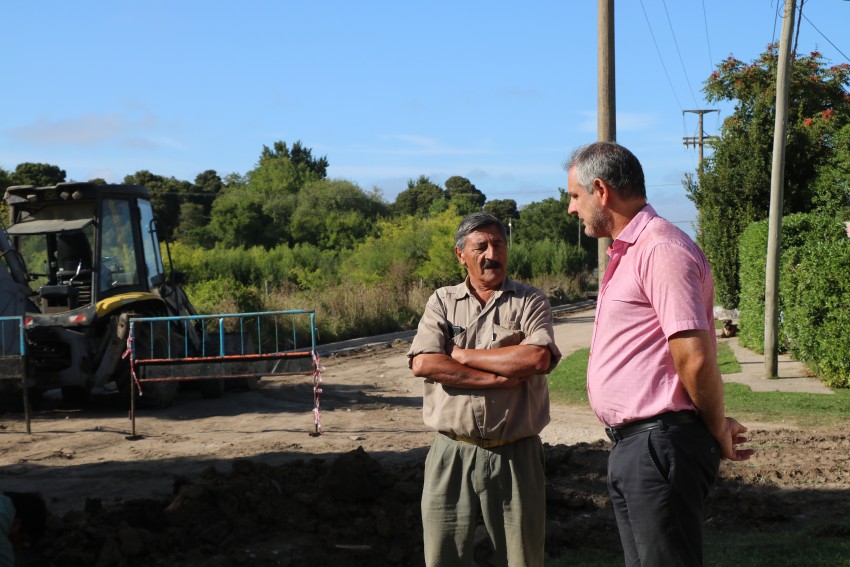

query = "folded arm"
410;352;523;389
449;343;551;377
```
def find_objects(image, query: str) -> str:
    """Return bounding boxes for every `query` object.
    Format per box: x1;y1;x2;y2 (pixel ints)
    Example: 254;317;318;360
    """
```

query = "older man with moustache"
408;211;561;567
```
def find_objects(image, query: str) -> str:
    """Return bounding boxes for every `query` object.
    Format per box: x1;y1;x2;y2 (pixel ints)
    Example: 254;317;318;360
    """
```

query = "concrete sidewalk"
552;309;833;395
723;336;833;394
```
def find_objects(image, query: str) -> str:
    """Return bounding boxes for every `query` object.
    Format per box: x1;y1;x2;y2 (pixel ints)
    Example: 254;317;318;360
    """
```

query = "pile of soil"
16;430;850;567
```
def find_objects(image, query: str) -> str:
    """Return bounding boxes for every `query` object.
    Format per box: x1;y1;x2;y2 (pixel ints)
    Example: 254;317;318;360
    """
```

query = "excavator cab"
7;184;165;313
3;183;185;406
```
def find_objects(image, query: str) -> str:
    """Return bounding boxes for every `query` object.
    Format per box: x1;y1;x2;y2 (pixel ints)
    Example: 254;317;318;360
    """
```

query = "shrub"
783;232;850;388
737;213;816;352
738;212;850;387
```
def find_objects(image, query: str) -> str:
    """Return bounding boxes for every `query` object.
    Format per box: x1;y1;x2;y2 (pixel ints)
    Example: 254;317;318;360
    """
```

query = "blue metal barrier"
127;309;319;437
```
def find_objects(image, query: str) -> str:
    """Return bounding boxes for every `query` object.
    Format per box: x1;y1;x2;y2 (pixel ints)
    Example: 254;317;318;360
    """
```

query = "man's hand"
716;417;756;461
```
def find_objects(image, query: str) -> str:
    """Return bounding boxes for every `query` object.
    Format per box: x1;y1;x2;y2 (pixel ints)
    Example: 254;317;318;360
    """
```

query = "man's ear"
593;178;611;206
454;247;465;265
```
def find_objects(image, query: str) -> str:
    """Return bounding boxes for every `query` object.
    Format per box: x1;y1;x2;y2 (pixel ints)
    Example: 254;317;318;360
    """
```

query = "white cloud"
6;112;172;150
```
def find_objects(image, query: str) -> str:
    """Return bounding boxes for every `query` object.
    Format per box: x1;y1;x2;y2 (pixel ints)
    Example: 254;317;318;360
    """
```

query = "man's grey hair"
455;212;507;250
565;141;646;200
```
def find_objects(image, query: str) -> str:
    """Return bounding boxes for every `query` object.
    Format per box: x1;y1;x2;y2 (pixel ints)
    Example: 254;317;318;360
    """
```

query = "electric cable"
661;0;700;107
638;0;684;111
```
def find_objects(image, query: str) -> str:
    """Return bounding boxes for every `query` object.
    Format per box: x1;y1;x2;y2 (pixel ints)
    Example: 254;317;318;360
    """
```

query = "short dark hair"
566;141;646;200
4;492;47;541
455;212;507;250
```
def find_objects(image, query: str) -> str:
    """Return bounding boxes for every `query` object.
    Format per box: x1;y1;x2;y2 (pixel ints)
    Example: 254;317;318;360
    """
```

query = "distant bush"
508;240;588;281
169;211;594;345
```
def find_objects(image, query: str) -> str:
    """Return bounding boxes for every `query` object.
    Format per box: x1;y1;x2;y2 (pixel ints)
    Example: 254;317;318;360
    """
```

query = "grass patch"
548;349;850;428
547;348;590;405
716;342;741;373
544;520;850;566
724;383;850;427
703;521;850;566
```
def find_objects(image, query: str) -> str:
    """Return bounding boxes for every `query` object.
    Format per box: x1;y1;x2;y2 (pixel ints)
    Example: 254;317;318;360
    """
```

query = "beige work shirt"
407;277;561;441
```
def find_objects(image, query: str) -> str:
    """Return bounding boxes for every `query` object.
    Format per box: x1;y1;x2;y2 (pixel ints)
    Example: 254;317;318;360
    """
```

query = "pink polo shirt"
587;205;716;427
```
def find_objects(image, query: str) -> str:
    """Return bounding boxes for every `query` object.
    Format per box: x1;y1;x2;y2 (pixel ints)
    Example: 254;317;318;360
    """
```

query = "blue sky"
2;1;848;236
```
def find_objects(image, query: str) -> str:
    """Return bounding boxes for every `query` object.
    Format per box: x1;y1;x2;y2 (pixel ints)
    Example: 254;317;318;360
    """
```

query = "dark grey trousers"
607;420;720;566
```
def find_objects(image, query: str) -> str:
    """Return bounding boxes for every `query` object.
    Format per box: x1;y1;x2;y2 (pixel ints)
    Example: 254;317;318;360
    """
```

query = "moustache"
482;260;502;269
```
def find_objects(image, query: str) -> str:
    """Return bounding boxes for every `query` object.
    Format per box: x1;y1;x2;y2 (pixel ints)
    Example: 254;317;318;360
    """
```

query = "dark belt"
604;411;701;443
439;431;518;449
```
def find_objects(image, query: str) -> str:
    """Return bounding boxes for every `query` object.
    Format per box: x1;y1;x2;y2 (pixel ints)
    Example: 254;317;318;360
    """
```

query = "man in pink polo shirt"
565;141;754;566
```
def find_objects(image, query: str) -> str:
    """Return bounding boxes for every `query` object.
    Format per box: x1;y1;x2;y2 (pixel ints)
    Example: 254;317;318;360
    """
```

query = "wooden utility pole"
597;0;615;278
683;109;719;171
764;0;796;378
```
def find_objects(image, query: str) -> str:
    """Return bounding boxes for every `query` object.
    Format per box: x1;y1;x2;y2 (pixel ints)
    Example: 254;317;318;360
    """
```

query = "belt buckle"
604;426;619;442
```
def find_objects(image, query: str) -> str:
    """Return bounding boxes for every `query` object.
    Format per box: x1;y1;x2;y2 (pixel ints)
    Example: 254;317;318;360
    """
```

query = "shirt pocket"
491;322;524;348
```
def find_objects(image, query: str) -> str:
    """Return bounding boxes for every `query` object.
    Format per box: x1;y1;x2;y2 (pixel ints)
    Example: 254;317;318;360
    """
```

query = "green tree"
344;209;463;288
124;171;190;241
445;176;486;213
393;176;445;217
11;162;66;186
0;166;12;190
261;140;328;179
174;170;225;246
206;142;327;248
192;170;224;214
290;179;388;249
206;192;277;248
689;46;850;308
483;199;519;226
810;122;850;216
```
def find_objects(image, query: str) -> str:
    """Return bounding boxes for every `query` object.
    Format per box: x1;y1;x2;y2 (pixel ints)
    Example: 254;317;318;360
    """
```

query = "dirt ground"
1;311;849;566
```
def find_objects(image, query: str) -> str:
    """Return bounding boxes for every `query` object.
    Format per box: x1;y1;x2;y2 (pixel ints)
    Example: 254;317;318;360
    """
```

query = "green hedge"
738;213;850;388
737;214;818;352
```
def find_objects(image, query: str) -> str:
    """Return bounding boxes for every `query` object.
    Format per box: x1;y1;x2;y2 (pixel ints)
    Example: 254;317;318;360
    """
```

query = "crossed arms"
410;343;551;389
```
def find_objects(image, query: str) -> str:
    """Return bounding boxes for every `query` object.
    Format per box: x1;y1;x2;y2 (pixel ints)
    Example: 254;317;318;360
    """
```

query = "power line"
661;0;700;107
638;0;684;111
801;12;850;63
701;0;714;70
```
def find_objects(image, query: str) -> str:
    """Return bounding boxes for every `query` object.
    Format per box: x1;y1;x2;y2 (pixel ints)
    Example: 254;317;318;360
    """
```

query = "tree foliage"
689;46;850;307
483;199;518;226
444;175;486;214
290;178;388;249
261;140;328;180
124;170;193;241
2;139;596;306
393;176;445;217
11;162;66;187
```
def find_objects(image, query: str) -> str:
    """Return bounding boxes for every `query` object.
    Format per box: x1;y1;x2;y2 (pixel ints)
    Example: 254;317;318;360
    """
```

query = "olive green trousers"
421;433;546;567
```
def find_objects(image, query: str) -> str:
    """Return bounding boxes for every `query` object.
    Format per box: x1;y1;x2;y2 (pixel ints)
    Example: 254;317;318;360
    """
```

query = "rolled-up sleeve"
520;289;562;372
407;292;448;366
